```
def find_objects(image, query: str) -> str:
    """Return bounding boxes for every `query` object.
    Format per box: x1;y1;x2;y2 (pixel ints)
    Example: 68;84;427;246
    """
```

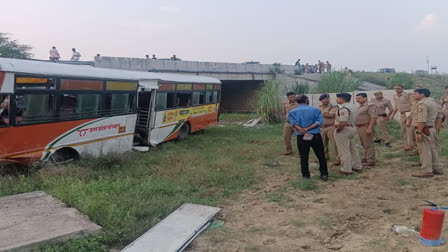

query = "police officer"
373;91;393;147
391;84;414;150
318;94;340;165
439;85;448;120
334;93;362;175
354;93;377;166
281;92;299;155
412;88;443;177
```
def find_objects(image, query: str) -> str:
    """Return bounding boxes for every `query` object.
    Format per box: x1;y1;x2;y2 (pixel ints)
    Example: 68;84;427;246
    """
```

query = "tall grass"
287;81;310;95
256;77;281;124
316;72;361;93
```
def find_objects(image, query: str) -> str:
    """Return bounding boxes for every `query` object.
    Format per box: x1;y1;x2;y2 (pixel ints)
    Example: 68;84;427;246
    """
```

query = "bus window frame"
0;93;11;127
11;74;138;127
153;83;221;111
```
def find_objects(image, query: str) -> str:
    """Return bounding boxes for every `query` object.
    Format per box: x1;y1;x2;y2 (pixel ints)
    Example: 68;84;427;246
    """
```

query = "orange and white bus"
0;58;221;164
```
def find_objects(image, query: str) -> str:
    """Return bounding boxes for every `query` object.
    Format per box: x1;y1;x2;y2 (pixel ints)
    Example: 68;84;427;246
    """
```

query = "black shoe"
320;175;328;181
303;176;311;179
374;139;381;143
385;143;391;148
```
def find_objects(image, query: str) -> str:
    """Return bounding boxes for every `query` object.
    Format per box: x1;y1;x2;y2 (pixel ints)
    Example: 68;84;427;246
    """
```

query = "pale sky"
2;0;447;72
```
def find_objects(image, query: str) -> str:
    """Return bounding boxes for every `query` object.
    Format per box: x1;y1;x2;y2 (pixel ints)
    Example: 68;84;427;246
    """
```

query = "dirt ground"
189;135;448;252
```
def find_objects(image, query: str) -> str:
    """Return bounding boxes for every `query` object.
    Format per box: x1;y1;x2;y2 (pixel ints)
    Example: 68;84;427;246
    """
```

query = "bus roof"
0;58;221;85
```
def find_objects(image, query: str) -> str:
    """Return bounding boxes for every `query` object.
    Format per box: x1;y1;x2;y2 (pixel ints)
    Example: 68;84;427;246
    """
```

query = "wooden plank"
121;203;221;252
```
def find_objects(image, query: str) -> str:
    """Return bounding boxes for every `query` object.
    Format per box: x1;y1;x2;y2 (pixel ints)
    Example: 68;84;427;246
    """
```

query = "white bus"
0;58;221;164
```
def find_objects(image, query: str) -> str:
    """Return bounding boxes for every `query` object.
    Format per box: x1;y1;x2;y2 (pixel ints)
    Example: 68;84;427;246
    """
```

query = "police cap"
319;94;330;101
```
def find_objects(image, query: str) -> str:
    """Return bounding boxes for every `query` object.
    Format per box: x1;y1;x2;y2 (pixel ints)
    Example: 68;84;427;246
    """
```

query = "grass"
219;112;256;122
0;121;285;251
316;72;362;93
256;77;281;124
395;178;410;186
289;178;318;191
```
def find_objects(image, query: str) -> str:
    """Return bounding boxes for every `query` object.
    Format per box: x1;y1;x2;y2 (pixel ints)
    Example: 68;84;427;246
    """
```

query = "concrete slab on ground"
0;191;101;252
121;203;221;252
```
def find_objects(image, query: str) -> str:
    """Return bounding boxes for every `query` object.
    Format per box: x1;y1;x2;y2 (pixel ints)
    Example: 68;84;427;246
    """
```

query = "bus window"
192;92;200;106
205;91;212;104
106;93;135;115
0;94;9;126
77;94;101;117
155;92;175;111
19;94;55;124
212;91;218;104
60;94;77;119
177;93;191;107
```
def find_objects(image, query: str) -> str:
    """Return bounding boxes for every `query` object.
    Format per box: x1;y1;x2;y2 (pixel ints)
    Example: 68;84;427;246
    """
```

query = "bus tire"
50;148;80;164
177;123;190;141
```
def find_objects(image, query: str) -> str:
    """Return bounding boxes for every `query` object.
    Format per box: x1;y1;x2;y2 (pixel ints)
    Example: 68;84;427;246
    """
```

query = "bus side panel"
0;115;136;163
148;104;219;145
0;118;95;163
44;114;136;159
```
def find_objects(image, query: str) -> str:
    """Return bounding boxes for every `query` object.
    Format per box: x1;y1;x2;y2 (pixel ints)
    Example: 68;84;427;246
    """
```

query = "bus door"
136;90;152;135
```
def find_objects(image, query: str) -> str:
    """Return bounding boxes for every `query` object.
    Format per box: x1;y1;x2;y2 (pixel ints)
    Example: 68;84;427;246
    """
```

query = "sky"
2;0;447;72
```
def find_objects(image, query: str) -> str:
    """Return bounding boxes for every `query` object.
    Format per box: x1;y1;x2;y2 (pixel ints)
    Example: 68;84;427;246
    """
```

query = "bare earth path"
190;141;448;252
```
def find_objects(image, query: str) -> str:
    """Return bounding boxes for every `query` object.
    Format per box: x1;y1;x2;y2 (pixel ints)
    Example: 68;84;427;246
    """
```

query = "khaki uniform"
416;98;442;173
318;103;340;162
408;98;421;149
374;98;392;143
334;104;362;173
355;103;378;164
439;93;448;118
283;101;299;153
394;92;414;146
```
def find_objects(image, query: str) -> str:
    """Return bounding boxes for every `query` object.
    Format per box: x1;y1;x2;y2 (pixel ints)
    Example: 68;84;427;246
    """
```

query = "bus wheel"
50;148;79;164
177;123;190;141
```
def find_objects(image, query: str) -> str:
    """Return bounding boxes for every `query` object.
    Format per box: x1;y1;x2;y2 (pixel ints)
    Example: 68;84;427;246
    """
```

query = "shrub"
287;81;310;95
256;77;281;124
316;72;361;93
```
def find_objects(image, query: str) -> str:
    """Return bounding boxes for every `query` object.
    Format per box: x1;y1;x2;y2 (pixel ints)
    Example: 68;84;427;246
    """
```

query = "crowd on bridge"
295;59;332;74
281;84;448;181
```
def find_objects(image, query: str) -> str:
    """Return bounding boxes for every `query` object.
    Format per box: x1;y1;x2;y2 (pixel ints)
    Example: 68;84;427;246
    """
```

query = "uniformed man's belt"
323;124;334;128
379;114;387;117
356;123;369;128
400;111;410;114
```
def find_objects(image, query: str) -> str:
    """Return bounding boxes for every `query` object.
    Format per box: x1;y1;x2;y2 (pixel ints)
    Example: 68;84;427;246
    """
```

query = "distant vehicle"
0;58;221;164
415;70;428;74
244;61;260;64
377;68;395;73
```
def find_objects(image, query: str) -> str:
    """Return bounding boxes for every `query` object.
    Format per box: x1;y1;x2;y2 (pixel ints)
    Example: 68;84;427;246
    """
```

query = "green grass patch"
0;123;285;251
289;178;318;191
395;178;410;186
290;219;306;228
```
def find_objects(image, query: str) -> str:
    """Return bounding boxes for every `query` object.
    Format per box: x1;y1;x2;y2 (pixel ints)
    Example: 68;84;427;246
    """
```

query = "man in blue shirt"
288;95;328;181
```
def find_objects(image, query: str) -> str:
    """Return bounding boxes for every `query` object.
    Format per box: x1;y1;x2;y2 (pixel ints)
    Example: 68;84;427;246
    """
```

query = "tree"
0;33;33;59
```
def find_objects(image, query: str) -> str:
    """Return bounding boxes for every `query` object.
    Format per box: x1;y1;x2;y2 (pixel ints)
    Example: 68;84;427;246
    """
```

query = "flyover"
93;56;384;112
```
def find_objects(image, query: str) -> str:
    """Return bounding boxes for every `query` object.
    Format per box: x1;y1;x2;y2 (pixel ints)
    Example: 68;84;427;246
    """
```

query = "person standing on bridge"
70;48;81;61
49;46;60;62
326;61;331;73
281;92;299;155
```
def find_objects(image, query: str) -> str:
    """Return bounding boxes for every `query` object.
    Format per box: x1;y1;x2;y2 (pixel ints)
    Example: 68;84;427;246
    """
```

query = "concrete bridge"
93;56;384;112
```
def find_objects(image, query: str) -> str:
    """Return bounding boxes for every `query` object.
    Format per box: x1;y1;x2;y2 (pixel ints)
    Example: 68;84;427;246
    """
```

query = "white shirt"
71;51;81;61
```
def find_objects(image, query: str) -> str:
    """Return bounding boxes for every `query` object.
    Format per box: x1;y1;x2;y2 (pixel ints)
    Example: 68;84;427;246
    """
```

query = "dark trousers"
296;134;328;177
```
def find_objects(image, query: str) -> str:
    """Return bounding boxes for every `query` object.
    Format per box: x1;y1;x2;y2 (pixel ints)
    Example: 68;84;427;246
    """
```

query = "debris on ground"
241;118;261;128
393;225;418;237
132;146;150;152
122;203;220;252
